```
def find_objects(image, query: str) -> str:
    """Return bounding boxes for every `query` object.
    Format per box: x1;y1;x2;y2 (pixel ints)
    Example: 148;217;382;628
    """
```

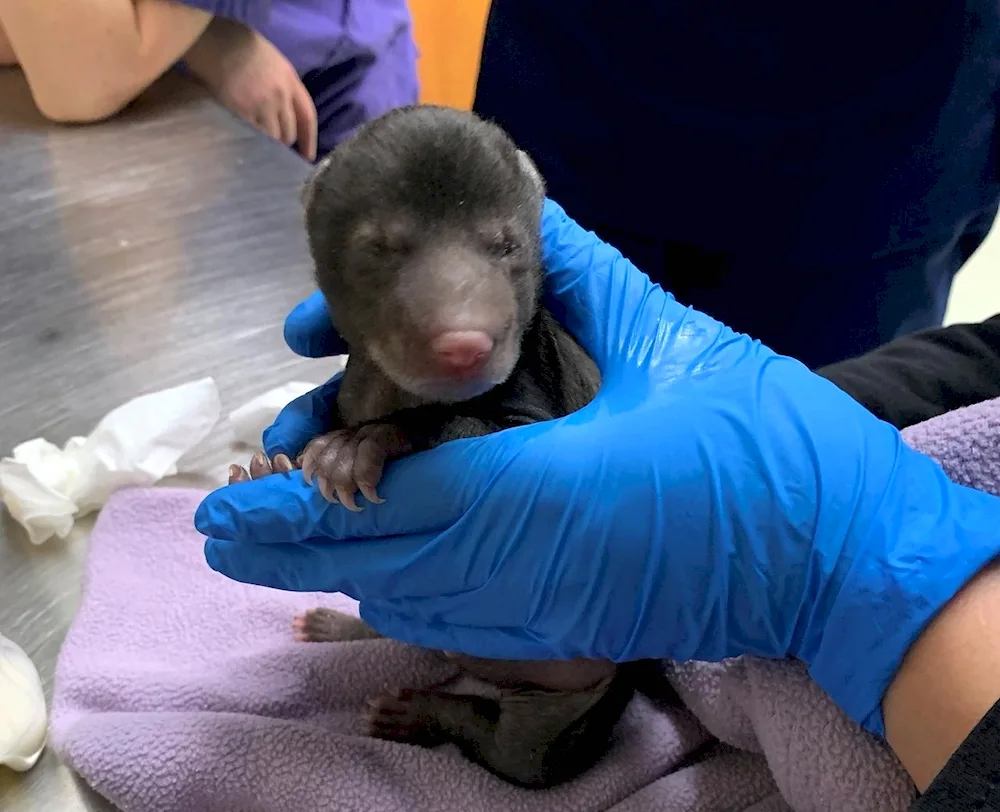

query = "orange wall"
409;0;491;110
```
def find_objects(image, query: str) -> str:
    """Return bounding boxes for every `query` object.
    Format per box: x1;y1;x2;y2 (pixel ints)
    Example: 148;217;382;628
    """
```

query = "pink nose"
430;331;494;375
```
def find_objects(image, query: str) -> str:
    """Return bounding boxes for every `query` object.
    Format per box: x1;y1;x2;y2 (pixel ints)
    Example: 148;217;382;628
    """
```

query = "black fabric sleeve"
908;697;1000;810
815;314;1000;430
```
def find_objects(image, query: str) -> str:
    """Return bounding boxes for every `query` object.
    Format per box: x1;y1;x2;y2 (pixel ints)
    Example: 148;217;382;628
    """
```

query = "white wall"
944;217;1000;325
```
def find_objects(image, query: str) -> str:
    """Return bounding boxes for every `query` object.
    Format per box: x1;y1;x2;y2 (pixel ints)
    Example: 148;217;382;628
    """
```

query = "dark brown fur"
281;105;675;787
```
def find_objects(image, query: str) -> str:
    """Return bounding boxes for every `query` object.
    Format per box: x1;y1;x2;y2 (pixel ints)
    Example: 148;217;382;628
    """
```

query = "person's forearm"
0;18;15;65
0;0;211;122
884;560;1000;793
817;315;1000;430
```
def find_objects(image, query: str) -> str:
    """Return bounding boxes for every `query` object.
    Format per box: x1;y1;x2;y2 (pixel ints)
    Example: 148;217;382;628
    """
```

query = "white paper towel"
228;381;324;448
0;377;222;545
226;355;346;448
0;633;47;772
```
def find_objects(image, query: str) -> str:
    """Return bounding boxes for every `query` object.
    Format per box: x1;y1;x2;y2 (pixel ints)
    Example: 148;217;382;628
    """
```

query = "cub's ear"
516;149;546;196
300;152;335;213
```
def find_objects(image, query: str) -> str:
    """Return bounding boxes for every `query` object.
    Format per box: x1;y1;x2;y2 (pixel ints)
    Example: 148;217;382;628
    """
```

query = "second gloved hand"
196;199;1000;738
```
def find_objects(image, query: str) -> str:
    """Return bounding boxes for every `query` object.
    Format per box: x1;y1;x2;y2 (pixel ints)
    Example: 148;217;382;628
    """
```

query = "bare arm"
0;17;15;65
883;560;1000;792
0;0;212;122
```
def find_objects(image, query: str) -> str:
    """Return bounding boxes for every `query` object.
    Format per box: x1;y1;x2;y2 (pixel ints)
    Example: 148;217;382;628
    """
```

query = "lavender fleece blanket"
49;396;1000;812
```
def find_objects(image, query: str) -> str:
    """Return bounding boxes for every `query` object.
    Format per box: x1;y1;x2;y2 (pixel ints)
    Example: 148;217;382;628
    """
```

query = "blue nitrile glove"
280;292;348;359
197;198;1000;738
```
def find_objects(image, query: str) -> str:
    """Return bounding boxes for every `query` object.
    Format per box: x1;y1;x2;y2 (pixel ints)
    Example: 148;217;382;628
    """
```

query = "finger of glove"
204;531;445;597
283;290;349;358
204;538;337;592
360;603;572;661
261;373;343;458
539;198;732;376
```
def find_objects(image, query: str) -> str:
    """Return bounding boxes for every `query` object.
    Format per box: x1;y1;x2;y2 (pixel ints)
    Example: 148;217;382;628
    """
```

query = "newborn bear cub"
232;104;671;788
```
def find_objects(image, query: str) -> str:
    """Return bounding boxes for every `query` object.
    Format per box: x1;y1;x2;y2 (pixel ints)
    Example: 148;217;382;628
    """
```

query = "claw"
335;483;363;512
358;482;385;505
317;475;340;505
249;452;274;480
301;454;317;485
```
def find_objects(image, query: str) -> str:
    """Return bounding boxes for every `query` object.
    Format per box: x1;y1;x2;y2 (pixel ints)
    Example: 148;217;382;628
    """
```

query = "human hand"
0;18;17;65
184;17;317;161
196;198;1000;737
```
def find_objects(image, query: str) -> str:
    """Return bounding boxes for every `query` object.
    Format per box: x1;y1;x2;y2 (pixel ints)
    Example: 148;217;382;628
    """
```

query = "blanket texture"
49;396;1000;811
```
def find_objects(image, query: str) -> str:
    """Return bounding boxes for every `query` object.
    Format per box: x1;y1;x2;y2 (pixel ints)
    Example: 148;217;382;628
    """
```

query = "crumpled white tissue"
0;378;221;545
228;381;322;448
227;356;346;448
0;633;47;771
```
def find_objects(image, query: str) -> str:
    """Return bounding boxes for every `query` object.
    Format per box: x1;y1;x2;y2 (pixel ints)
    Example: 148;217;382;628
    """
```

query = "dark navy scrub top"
473;1;1000;367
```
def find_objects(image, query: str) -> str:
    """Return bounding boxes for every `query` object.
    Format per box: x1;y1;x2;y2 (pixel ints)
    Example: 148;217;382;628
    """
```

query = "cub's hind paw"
365;688;443;747
292;608;381;642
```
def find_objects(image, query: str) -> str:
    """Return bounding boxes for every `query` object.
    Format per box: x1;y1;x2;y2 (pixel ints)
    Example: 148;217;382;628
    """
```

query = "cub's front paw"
300;424;411;510
228;451;297;484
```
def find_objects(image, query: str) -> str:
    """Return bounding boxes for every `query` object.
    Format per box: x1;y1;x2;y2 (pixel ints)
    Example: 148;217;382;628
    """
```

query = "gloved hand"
196;198;1000;738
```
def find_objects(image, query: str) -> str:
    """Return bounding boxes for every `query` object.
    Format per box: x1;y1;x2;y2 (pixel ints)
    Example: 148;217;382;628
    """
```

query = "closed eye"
351;219;415;258
486;231;519;258
361;235;415;259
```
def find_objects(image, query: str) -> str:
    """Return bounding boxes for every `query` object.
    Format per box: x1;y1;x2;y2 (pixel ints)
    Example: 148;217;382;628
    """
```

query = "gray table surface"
0;68;344;812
